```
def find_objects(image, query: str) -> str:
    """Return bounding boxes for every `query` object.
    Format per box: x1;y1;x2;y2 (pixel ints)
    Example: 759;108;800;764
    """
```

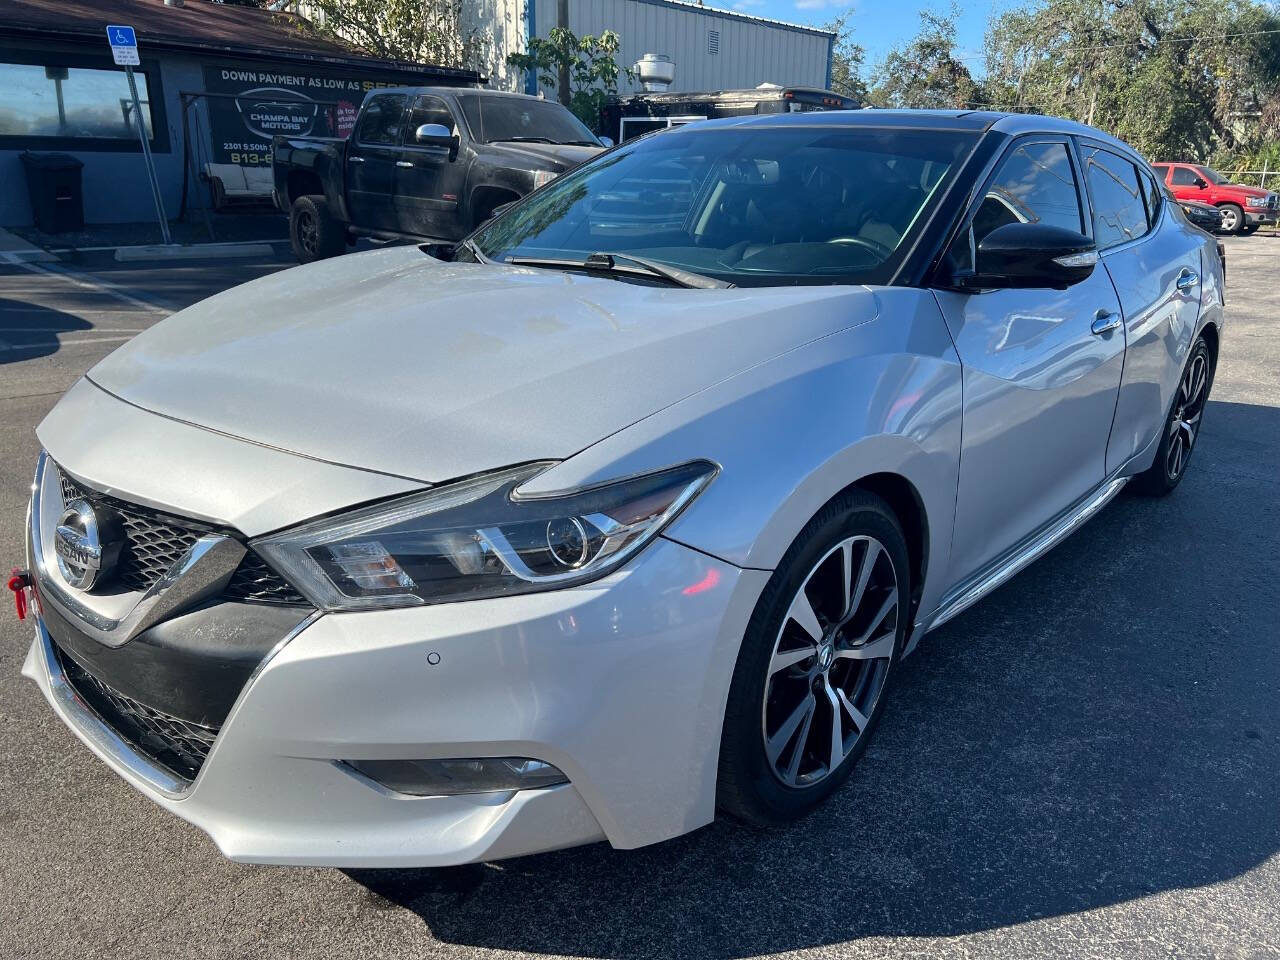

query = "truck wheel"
1218;203;1244;234
290;195;345;263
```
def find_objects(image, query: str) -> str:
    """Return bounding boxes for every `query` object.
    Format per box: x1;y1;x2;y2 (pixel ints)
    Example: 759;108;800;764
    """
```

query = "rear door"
933;137;1126;583
346;93;407;232
394;94;463;239
1079;142;1204;474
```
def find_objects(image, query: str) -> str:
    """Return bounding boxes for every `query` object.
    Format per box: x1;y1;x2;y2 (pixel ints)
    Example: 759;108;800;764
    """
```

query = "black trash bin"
20;151;85;234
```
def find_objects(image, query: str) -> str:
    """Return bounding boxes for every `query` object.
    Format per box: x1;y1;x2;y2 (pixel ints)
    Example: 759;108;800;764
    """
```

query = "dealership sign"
202;66;400;166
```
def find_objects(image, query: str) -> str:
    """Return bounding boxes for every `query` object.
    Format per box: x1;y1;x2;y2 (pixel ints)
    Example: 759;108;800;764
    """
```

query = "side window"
1140;169;1162;228
1151;164;1171;182
953;140;1083;271
407;96;455;138
1170;166;1200;186
1082;146;1149;249
355;94;406;146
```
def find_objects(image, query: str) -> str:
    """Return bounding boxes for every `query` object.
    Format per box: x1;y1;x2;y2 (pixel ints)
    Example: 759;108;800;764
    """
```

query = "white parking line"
0;255;173;313
0;335;135;352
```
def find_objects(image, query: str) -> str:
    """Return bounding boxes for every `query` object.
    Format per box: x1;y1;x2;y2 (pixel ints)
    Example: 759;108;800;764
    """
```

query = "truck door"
346;93;407;233
394;95;462;240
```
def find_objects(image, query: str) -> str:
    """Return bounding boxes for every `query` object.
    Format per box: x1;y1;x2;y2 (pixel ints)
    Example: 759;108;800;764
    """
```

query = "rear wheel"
290;195;345;264
1131;336;1213;496
718;491;909;826
1218;203;1245;234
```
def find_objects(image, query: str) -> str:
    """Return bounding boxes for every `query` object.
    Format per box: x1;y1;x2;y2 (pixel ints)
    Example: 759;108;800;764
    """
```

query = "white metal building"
480;0;835;96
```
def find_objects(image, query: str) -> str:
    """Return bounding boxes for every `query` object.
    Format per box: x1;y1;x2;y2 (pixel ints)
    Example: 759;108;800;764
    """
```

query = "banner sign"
201;65;405;166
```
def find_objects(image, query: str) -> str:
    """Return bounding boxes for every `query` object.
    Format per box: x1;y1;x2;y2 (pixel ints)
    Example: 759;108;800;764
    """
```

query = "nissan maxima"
18;111;1223;866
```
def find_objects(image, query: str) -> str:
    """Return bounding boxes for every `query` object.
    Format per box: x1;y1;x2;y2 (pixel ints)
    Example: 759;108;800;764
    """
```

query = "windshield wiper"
494;136;557;144
506;252;733;289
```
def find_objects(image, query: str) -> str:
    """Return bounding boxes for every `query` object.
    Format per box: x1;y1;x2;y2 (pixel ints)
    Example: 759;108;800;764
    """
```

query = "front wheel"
290;195;345;264
1131;336;1213;496
718;490;910;826
1218;203;1245;234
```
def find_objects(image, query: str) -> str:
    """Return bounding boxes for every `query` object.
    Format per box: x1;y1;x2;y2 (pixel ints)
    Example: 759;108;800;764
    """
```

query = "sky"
721;0;1009;75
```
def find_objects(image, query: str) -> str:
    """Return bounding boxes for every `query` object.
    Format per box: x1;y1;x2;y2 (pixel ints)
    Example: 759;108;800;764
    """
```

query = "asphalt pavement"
0;239;1277;960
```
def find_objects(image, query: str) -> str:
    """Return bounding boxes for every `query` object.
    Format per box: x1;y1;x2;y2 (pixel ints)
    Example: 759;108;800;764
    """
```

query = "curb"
113;242;279;262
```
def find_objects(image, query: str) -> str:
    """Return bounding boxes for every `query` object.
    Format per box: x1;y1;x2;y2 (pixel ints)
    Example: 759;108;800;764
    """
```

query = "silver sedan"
21;110;1223;866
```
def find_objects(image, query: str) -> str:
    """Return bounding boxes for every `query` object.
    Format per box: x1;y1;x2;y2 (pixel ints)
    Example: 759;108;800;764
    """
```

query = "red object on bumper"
8;568;32;621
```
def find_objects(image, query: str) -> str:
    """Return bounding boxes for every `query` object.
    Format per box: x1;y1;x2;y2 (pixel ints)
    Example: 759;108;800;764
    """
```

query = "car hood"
486;141;602;170
1221;184;1271;199
88;246;880;483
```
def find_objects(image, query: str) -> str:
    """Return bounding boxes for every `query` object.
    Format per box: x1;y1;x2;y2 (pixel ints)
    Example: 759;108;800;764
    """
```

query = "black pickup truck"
273;87;605;262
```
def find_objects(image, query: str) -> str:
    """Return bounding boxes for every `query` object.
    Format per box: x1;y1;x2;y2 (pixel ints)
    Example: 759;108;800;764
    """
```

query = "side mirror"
597;136;614;148
415;123;454;148
1193;177;1208;189
962;222;1098;290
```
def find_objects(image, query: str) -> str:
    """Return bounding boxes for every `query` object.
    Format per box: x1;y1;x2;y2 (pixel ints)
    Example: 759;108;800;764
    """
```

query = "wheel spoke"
784;698;816;784
839;540;854;619
767;693;815;770
787;590;823;642
770;645;816;675
1178;419;1195;447
836;686;871;733
848;540;880;623
850;587;898;646
824;683;844;772
837;629;896;662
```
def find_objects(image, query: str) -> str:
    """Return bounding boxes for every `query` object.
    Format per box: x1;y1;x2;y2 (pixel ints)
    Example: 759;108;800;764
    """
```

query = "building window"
708;30;720;55
0;62;155;142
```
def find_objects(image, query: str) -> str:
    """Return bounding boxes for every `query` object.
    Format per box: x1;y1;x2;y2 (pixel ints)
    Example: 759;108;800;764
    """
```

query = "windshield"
1197;165;1230;185
470;125;978;286
458;95;598;145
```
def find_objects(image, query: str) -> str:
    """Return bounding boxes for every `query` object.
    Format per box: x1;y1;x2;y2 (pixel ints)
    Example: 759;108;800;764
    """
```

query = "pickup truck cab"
274;88;604;262
1152;161;1278;234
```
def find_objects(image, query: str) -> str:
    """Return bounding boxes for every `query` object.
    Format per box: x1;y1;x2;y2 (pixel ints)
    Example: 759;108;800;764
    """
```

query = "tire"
1218;203;1245;234
290;195;345;264
718;490;910;826
1131;336;1214;497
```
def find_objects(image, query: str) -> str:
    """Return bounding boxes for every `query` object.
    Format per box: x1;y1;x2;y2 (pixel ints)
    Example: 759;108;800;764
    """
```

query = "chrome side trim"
34;616;191;798
923;476;1129;633
31;451;247;648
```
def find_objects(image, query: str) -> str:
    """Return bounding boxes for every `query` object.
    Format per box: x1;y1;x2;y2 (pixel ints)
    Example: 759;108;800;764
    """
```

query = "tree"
872;8;981;109
300;0;489;71
983;0;1280;158
823;10;870;104
506;28;630;132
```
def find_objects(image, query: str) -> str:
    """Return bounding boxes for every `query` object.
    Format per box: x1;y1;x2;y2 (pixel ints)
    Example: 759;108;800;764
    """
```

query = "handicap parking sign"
106;25;140;66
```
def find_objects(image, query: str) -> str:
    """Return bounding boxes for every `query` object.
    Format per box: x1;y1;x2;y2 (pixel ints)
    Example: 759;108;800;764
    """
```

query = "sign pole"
124;65;171;246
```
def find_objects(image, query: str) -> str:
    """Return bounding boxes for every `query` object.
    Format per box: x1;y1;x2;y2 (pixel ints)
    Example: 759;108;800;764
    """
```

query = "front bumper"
1245;208;1277;226
23;537;768;866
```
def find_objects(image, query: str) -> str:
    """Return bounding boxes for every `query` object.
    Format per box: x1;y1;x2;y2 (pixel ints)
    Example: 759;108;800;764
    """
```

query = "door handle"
349;156;365;163
396;160;414;168
1176;269;1199;290
1091;310;1122;335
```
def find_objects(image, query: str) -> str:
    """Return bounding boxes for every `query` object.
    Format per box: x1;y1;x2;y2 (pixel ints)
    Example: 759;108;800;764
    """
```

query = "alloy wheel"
1167;349;1209;481
1219;207;1240;232
298;211;318;256
761;535;899;788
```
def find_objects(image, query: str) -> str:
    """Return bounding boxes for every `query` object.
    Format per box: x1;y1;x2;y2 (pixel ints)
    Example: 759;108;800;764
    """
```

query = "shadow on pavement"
0;297;92;364
344;399;1278;958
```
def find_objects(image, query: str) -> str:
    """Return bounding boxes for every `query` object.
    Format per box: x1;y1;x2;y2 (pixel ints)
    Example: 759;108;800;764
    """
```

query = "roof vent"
635;53;675;92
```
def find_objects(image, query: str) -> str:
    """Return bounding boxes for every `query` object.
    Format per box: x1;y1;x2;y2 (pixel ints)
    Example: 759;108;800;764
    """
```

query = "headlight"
255;460;716;610
531;169;559;189
1246;196;1266;207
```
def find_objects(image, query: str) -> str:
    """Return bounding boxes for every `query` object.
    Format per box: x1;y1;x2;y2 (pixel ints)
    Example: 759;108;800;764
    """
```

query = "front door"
933;137;1127;584
346;93;407;233
394;95;461;239
1077;143;1205;474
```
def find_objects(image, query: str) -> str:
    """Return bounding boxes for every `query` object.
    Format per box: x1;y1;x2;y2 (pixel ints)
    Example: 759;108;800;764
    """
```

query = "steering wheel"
826;236;894;259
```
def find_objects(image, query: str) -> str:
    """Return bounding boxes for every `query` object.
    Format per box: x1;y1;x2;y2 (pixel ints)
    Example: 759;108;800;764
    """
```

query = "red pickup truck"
1152;162;1278;234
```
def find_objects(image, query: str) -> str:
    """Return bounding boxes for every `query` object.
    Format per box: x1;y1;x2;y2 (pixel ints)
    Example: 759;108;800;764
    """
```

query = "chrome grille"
56;466;307;604
56;645;217;780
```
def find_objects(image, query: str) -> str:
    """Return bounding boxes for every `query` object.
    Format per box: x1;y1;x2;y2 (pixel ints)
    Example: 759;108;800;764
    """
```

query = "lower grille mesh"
55;645;217;781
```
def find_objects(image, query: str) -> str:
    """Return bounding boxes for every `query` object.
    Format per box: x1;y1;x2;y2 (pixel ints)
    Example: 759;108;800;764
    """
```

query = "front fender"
525;289;963;625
